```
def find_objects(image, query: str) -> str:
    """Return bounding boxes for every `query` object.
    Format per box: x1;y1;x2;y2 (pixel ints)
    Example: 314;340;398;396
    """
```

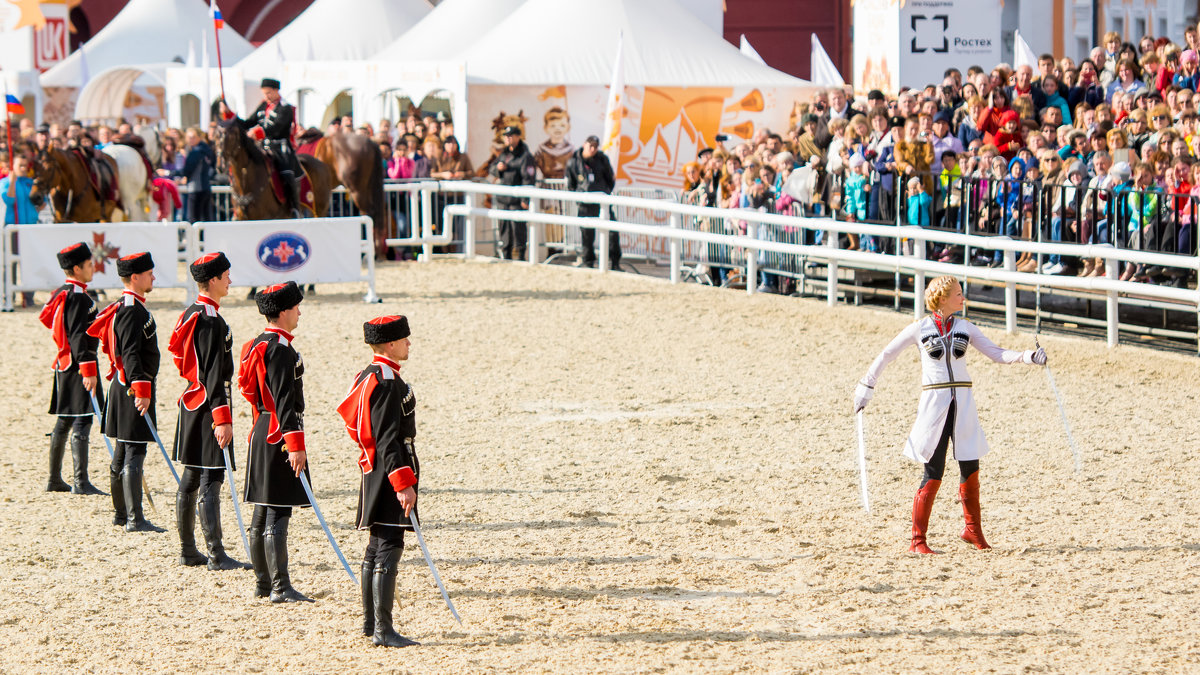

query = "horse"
28;146;124;223
308;132;388;258
103;144;151;221
213;117;333;221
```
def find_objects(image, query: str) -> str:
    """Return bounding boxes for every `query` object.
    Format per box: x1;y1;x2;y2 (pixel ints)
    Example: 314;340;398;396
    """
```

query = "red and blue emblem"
257;232;310;272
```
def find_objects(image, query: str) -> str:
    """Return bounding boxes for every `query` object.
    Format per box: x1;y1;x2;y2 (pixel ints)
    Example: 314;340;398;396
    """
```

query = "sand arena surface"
1;260;1198;673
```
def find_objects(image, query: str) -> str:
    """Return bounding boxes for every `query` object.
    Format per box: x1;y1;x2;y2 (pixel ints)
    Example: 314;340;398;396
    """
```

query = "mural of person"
534;106;574;180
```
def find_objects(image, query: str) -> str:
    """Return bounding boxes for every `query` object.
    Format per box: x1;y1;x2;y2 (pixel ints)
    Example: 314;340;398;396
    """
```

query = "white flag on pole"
1014;29;1038;70
810;33;845;87
601;32;625;170
78;42;90;87
186;40;196;67
740;35;766;65
201;30;212;127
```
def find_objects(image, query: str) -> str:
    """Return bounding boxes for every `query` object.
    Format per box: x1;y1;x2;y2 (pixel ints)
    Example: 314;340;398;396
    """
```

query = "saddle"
114;134;156;187
70;148;121;205
264;155;316;215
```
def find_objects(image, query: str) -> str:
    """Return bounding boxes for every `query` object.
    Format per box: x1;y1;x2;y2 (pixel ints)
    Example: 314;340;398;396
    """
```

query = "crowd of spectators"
685;27;1200;288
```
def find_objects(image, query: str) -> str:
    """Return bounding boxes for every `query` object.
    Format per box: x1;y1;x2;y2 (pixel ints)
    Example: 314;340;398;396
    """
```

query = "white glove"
1022;347;1047;366
853;382;874;414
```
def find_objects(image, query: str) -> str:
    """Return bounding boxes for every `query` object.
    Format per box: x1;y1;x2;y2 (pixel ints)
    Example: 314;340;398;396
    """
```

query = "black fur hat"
255;281;303;316
116;252;154;277
190;251;231;283
261;78;281;90
363;315;410;345
57;242;91;270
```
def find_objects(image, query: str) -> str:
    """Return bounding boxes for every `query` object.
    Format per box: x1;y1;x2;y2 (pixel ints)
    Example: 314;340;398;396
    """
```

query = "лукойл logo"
257;232;311;272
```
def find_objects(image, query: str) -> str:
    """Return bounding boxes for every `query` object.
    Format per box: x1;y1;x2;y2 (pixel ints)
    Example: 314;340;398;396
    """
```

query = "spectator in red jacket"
976;88;1014;147
992;110;1025;160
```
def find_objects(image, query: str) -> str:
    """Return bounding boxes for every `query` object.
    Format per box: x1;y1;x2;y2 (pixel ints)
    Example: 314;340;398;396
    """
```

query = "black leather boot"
46;425;71;492
264;517;312;603
176;488;207;566
248;524;271;598
70;431;105;495
361;560;376;636
281;170;302;218
372;549;418;647
198;482;249;570
110;464;127;527
123;454;164;533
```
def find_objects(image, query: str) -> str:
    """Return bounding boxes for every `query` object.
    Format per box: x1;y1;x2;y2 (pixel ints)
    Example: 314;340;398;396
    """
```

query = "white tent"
372;0;526;62
236;0;433;84
457;0;808;86
41;0;253;88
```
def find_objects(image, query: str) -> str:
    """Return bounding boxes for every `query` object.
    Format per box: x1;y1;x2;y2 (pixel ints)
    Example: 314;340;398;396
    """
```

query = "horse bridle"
33;150;73;217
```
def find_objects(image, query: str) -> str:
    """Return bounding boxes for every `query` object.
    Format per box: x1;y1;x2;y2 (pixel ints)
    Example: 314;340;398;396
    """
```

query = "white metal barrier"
431;180;1200;352
2;217;379;309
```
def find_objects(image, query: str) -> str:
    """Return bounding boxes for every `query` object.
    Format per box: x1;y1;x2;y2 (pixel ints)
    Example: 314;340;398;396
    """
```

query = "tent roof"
237;0;432;82
41;0;254;88
457;0;808;86
76;64;176;121
372;0;525;62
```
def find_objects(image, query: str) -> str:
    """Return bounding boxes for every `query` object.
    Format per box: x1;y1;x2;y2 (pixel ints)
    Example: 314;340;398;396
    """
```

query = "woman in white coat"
854;276;1046;554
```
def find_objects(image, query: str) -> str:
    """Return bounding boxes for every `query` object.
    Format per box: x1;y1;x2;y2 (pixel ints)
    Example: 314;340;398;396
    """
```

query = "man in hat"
87;252;165;533
38;242;105;495
565;135;620;269
239;78;302;216
238;281;313;603
489;125;537;260
930;109;963;174
337;315;421;648
168;252;247;571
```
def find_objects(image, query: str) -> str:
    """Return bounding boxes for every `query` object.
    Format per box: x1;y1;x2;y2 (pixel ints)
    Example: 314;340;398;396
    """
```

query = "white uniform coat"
861;316;1027;463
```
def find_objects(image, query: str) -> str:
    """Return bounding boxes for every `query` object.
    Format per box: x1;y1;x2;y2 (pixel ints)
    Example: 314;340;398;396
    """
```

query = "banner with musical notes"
467;83;813;190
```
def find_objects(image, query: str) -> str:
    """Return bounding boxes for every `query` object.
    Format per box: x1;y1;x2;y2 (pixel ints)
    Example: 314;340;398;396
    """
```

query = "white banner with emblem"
3;222;187;291
196;218;368;288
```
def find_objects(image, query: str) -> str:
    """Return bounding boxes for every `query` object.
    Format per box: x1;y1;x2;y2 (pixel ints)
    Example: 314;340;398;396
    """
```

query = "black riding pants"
920;400;979;487
180;466;225;495
363;524;405;567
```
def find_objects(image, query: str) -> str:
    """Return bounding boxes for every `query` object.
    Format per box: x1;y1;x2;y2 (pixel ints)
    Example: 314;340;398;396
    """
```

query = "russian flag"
5;95;24;115
210;0;224;29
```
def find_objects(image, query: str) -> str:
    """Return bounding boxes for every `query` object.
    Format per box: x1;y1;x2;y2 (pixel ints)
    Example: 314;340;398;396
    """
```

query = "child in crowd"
905;176;932;255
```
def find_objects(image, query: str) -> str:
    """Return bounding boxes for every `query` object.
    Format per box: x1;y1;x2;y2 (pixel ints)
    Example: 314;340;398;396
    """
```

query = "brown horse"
308;132;388;257
213;117;333;221
28;147;122;223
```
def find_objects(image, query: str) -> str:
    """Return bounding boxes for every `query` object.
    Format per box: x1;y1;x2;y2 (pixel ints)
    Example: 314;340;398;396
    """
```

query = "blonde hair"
924;275;959;313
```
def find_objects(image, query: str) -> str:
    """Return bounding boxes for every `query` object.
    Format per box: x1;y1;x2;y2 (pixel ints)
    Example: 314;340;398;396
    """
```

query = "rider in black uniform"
239;78;302;216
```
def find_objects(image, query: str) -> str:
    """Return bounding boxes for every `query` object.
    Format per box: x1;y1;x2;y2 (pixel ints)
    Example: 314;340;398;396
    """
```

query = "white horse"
101;144;150;222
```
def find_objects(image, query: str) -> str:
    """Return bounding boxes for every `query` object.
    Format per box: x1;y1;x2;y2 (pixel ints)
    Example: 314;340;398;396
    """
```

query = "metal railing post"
598;204;610;274
669;213;680;284
826;228;838;307
1105;250;1119;348
746;243;757;296
912;229;925;320
527;198;540;264
464;192;477;259
421;188;434;262
1003;238;1017;333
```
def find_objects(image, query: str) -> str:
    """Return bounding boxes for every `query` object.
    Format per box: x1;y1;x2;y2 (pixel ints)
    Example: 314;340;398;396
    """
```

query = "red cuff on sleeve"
130;380;151;399
282;430;305;454
388;467;417;492
78;361;97;378
211;405;232;426
250;127;265;141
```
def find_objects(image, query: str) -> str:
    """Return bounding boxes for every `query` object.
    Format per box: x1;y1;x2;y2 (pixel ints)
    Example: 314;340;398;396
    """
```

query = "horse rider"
239;78;303;216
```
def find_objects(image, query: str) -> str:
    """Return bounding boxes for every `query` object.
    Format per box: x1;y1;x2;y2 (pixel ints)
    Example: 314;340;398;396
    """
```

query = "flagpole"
211;2;227;104
3;78;12;180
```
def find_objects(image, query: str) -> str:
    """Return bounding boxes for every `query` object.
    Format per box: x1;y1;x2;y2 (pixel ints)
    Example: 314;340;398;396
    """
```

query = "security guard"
565;135;621;269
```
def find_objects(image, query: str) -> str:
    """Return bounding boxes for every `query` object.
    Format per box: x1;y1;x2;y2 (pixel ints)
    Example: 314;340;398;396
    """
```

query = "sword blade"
221;443;252;561
855;411;871;513
409;510;461;625
142;413;181;485
298;472;357;586
88;393;115;460
1043;365;1082;474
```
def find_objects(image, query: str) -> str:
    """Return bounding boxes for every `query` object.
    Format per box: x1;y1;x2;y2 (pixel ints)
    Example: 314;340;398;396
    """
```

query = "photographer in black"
566;135;621;269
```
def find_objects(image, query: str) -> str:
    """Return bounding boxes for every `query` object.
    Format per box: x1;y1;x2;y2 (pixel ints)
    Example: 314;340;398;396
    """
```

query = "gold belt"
922;381;973;390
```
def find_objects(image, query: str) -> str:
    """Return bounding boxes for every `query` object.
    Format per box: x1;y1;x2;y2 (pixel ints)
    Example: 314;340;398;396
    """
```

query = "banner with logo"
853;0;1003;94
7;222;184;291
198;218;365;287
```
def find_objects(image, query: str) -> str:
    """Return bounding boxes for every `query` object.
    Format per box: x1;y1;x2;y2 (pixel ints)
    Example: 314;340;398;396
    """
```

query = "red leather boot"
959;471;991;549
909;480;941;554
